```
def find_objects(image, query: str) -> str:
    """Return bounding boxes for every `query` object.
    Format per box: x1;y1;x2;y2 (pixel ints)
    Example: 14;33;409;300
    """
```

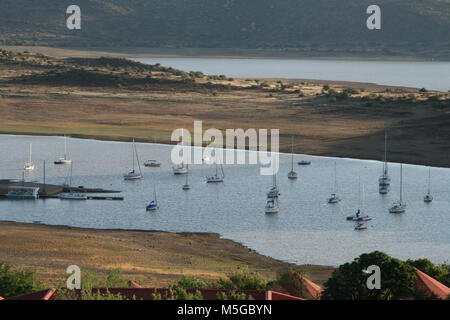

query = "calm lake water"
1;135;449;266
134;57;450;92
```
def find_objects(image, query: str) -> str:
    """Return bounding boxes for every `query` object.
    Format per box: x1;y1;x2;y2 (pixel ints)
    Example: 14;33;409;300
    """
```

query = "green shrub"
177;275;205;289
0;262;41;298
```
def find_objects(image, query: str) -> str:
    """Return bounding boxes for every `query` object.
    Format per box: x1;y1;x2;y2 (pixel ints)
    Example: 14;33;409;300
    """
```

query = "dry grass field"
0;222;334;288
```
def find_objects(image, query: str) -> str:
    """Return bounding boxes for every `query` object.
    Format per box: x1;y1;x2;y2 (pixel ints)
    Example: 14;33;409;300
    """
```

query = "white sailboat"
24;143;35;171
288;136;298;179
173;128;188;175
206;163;224;183
424;167;433;203
328;161;341;203
54;135;73;165
265;198;279;214
379;131;391;189
146;184;159;211
389;163;406;214
124;139;143;180
182;164;191;190
267;173;280;199
347;181;372;222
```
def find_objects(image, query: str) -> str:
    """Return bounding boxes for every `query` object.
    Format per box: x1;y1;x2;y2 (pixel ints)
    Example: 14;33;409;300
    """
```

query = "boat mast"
400;163;403;203
69;162;73;187
362;184;366;216
427;167;431;194
64;135;67;160
132;139;135;171
29;143;33;164
291;136;294;171
384;131;388;176
334;161;338;193
135;141;142;176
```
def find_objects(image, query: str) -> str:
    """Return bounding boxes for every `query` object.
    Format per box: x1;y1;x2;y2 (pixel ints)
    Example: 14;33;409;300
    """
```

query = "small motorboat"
297;160;311;166
265;199;279;214
144;160;161;167
59;193;88;200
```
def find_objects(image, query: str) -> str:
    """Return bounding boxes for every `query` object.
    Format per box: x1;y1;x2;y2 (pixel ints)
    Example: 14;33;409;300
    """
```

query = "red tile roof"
267;291;306;300
128;280;142;288
5;287;305;300
414;268;450;300
296;274;323;300
6;288;56;300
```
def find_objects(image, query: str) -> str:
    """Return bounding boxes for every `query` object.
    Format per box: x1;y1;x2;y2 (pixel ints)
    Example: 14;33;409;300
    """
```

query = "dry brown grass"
0;222;333;288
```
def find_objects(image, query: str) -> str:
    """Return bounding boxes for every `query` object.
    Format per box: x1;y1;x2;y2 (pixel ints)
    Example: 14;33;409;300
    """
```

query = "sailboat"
288;136;298;179
24;143;35;171
173;128;188;175
267;173;280;199
347;181;372;222
54;135;73;165
182;164;191;190
146;184;159;211
265;198;279;214
206;163;224;183
424;167;433;203
389;163;406;214
328;161;341;203
59;163;87;200
378;131;391;192
124;139;143;180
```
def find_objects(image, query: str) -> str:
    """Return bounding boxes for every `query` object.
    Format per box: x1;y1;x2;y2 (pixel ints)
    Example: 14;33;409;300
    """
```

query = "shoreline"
0;220;334;287
3;46;442;62
1;132;448;170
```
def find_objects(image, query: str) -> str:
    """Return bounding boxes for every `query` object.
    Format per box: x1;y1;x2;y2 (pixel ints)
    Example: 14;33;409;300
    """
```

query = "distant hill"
1;0;449;59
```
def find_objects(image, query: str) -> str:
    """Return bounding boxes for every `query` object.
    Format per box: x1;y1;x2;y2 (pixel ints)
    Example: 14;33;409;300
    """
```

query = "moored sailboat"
288;136;298;180
327;161;341;204
24;143;35;171
146;184;159;211
124;139;143;180
54;135;73;165
389;163;406;214
424;167;433;203
378;131;391;190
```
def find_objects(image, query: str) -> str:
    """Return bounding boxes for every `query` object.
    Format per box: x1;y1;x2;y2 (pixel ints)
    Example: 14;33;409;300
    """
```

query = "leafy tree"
0;262;41;298
322;251;417;300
